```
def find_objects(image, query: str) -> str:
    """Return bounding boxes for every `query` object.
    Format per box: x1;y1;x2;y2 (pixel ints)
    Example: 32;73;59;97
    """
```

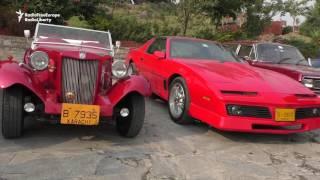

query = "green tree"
201;0;243;28
282;0;310;32
243;0;281;37
301;0;320;36
176;0;202;36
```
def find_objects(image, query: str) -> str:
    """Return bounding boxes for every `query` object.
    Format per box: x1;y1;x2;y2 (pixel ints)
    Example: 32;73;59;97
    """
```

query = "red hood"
178;60;314;95
257;63;320;77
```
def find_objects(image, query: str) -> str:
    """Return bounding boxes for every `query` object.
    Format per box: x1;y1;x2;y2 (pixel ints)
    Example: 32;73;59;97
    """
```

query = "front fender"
0;61;45;101
107;75;151;105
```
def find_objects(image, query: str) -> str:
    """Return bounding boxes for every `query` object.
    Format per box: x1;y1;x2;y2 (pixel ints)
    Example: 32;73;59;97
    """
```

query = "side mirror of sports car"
242;56;250;61
153;51;166;60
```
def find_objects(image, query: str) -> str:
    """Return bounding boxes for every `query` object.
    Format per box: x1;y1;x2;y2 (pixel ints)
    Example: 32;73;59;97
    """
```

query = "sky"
272;0;316;26
174;0;316;26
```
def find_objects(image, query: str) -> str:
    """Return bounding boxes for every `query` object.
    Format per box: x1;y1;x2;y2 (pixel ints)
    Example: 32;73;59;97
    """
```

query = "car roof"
159;36;219;43
224;40;294;48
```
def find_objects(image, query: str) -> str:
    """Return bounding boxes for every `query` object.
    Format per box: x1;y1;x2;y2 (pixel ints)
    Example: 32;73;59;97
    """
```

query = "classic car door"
143;38;167;95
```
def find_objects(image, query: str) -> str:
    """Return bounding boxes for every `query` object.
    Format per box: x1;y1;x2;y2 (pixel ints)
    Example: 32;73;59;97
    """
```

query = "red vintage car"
126;36;320;134
0;23;151;139
225;41;320;94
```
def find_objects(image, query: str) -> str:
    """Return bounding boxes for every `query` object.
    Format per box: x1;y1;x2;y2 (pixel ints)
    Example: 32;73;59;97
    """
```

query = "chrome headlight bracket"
302;78;314;88
29;51;49;71
112;60;128;79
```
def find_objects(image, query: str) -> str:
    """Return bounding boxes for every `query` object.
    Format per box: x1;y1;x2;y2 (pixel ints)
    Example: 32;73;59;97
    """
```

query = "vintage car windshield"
170;39;239;62
257;44;308;65
34;23;112;50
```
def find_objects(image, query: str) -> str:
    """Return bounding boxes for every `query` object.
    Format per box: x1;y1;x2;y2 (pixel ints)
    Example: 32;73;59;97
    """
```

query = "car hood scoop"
180;60;315;95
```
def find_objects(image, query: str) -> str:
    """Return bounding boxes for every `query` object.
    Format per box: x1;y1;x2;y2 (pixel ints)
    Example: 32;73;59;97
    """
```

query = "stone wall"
0;35;28;61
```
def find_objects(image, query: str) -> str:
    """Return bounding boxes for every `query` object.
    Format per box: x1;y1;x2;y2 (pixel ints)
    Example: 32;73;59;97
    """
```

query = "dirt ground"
0;98;319;180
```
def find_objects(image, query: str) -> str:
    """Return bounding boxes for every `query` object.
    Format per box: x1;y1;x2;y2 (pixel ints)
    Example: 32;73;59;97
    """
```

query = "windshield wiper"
295;59;308;65
277;57;292;64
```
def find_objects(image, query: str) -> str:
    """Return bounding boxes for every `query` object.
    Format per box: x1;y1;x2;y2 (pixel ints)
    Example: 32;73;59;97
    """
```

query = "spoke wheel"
168;77;192;124
169;83;185;119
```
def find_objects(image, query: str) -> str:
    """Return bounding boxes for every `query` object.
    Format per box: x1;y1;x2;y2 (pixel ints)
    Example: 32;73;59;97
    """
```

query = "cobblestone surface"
0;98;319;180
0;36;319;180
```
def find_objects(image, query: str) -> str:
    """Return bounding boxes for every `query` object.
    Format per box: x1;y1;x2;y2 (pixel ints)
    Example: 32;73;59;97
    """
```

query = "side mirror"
153;51;166;59
24;30;30;44
24;30;30;38
115;41;121;49
242;56;250;61
113;41;121;57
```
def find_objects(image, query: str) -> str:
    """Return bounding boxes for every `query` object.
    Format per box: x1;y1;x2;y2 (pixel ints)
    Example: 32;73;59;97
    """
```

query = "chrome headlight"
112;60;128;79
30;51;49;70
302;78;314;88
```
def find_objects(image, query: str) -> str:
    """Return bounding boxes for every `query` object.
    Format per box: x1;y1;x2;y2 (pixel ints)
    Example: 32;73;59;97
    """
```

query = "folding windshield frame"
32;23;113;51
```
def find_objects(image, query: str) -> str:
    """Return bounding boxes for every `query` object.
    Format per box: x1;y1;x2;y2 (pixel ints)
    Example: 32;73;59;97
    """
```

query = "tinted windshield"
170;39;238;62
257;44;307;65
35;23;112;50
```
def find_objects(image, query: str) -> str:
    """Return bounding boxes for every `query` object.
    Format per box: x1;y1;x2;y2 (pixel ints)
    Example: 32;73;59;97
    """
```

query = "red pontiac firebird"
126;36;320;134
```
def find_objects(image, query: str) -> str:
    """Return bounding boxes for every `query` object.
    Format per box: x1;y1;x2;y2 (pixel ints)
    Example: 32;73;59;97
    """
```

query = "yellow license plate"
275;108;296;122
61;103;100;125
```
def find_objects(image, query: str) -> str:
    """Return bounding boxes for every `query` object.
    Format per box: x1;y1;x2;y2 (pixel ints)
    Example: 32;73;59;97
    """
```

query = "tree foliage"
243;0;281;37
301;0;320;37
201;0;243;27
281;0;310;32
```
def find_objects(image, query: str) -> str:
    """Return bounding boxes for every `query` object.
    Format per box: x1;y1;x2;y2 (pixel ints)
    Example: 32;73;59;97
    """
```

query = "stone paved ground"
1;36;320;179
0;98;319;180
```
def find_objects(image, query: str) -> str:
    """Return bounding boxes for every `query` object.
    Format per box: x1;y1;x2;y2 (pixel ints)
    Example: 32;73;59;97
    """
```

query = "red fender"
0;61;45;101
107;75;151;106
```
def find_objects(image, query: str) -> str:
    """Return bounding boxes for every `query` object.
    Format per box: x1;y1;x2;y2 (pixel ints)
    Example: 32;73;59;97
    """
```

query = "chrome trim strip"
33;23;113;52
33;42;112;51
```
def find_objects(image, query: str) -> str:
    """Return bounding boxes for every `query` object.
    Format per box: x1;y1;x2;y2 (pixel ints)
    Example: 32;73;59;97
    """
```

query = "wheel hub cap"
169;83;185;118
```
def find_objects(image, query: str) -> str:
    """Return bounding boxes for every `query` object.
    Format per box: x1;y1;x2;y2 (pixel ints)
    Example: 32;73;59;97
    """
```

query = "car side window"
147;38;166;54
238;45;253;58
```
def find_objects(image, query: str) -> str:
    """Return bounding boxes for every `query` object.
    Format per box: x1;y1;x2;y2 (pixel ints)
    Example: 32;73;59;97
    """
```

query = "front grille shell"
62;57;99;104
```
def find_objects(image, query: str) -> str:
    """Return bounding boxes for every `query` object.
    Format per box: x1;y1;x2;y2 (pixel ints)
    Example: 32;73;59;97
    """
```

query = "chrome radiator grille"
62;57;99;104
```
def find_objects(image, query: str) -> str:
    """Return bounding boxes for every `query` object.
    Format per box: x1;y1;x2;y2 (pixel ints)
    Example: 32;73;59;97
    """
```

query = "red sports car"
126;36;320;134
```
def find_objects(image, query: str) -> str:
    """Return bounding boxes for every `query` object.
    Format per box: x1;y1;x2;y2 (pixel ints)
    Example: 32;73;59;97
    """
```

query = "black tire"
150;93;159;100
1;87;24;138
116;94;145;138
128;62;138;75
168;77;193;124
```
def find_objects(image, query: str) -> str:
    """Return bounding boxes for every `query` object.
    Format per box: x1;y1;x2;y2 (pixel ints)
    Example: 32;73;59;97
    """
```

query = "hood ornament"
79;51;86;59
65;91;76;102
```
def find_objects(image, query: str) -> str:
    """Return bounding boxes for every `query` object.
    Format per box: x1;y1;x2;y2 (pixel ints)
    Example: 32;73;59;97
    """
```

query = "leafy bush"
212;31;248;42
194;27;216;40
90;14;153;42
284;39;319;58
67;16;90;28
282;26;293;35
